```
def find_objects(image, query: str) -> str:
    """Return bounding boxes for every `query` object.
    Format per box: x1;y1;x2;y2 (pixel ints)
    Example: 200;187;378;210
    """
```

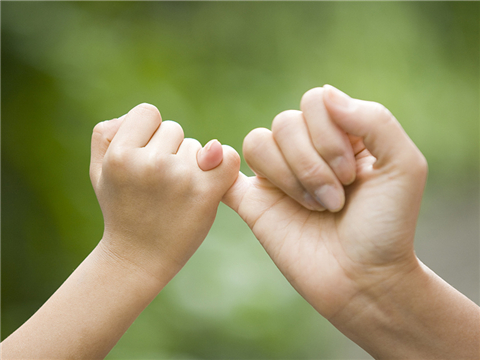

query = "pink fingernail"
204;139;219;152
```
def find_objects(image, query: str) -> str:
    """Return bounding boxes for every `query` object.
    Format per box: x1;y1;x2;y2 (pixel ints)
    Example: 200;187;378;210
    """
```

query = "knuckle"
271;110;302;135
133;103;161;120
297;163;326;186
283;175;302;194
150;149;168;168
138;159;158;181
300;87;324;110
243;128;271;158
136;102;159;113
182;137;202;150
370;102;394;124
410;151;428;178
223;145;241;168
312;138;346;161
105;148;129;170
92;121;112;144
162;120;184;139
92;121;106;136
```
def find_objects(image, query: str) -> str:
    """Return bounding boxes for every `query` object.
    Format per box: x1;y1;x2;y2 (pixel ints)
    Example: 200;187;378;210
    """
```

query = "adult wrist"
328;257;480;360
327;256;427;359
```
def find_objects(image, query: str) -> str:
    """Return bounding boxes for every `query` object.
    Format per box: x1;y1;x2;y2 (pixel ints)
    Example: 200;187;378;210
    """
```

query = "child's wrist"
96;236;176;290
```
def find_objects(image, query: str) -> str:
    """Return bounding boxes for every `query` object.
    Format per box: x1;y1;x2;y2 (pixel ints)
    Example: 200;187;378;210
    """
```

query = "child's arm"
1;103;240;359
223;86;480;359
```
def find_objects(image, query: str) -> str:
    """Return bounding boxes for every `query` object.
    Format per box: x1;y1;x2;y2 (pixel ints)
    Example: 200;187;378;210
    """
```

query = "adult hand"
222;86;479;359
223;85;427;318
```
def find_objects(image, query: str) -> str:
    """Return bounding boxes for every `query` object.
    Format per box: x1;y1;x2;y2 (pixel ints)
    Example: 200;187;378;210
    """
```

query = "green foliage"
2;2;478;359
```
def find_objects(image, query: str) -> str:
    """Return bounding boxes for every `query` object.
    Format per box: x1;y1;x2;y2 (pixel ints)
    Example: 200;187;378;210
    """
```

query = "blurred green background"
2;2;478;359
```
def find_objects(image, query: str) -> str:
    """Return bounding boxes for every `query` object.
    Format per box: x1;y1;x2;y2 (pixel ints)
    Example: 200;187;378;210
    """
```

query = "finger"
221;171;252;215
243;128;325;211
176;141;240;201
90;117;124;186
348;133;367;157
146;120;185;154
176;138;203;160
110;103;162;149
323;85;427;172
197;139;224;171
204;145;242;197
272;110;345;212
300;87;356;185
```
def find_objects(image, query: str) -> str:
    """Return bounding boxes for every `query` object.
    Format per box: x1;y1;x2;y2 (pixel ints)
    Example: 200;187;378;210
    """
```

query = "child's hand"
1;104;240;360
90;103;240;283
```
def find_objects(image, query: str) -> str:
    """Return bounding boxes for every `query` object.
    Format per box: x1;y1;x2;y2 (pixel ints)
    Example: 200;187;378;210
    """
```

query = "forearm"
2;241;168;360
330;260;480;359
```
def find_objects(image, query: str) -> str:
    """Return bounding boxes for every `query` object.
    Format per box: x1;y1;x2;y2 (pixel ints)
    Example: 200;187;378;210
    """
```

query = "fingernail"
331;156;356;185
315;184;342;212
304;192;326;211
203;139;220;152
324;84;352;110
204;139;216;152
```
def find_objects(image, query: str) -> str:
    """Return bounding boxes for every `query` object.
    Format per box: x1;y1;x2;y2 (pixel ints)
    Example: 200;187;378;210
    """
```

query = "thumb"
90;116;124;186
323;85;425;171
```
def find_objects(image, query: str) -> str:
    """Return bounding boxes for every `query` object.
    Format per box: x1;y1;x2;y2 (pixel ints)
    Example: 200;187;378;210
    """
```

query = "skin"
1;103;239;359
2;89;479;359
222;85;480;359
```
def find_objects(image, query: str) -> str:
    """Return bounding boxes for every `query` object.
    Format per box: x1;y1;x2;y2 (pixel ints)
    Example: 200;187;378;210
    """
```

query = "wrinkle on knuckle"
297;163;326;186
313;139;346;161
